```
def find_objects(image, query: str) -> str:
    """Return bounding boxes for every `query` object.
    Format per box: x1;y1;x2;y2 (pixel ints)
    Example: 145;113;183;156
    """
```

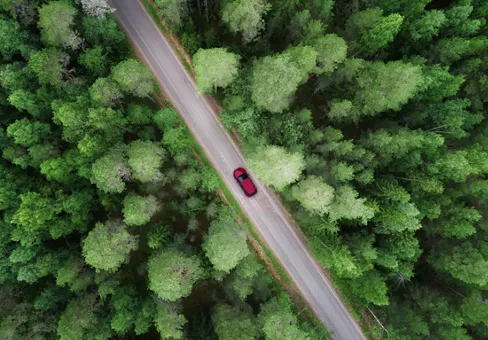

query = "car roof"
240;177;256;195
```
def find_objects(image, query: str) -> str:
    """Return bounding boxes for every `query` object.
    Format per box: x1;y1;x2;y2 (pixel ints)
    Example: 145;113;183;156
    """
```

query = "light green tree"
91;145;130;193
355;61;424;116
292;176;335;215
360;14;403;54
193;48;240;93
249;145;305;191
57;294;112;340
329;185;375;224
89;77;123;107
212;304;259;340
122;194;160;226
408;10;446;42
28;49;68;86
258;296;310;340
127;140;165;183
148;249;204;301
154;0;187;29
82;220;138;272
222;0;271;43
79;46;108;76
203;217;249;273
252;46;316;112
154;301;187;339
38;1;81;49
313;34;347;74
111;59;154;97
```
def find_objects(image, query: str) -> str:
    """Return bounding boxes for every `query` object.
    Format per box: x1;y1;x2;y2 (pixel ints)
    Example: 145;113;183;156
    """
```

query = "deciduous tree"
148;249;204;301
222;0;271;43
111;59;154;98
203;217;249;273
38;1;82;49
249;145;305;191
82;219;138;272
122;194;160;226
193;48;240;93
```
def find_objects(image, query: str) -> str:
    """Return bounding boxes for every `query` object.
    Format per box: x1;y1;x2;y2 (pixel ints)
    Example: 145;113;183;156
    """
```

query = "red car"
233;167;257;197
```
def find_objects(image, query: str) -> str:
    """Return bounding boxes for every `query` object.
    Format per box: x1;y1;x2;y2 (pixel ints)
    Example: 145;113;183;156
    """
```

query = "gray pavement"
110;1;366;339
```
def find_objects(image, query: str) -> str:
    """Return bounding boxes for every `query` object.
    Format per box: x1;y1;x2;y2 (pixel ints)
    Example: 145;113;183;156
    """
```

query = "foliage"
222;0;272;43
147;249;204;301
248;145;305;191
82;220;138;272
122;194;160;226
38;1;82;49
212;304;259;340
202;216;249;273
251;46;316;112
193;48;240;93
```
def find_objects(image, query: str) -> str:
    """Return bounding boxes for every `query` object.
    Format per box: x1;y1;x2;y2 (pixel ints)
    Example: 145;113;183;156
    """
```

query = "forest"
2;0;488;339
0;0;323;339
157;0;488;338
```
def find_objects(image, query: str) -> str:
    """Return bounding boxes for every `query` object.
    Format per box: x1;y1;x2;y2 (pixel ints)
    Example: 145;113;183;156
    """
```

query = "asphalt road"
110;1;366;339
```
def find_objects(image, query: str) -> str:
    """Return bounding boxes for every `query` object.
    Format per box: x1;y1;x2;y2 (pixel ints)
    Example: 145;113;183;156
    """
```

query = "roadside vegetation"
0;0;323;339
148;0;488;338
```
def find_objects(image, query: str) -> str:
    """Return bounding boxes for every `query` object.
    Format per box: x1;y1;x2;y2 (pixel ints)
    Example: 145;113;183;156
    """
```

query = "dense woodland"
154;0;488;338
0;0;322;339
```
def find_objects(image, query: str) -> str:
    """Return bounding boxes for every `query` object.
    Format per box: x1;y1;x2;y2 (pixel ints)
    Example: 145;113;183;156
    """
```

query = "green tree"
82;219;138;272
28;49;68;86
443;4;481;37
343;270;389;306
127;140;165;183
57;294;112;340
408;10;446;42
203;217;249;273
148;249;204;301
126;104;154;125
154;0;187;29
122;194;160;226
429;241;488;286
91;145;130;193
38;1;81;49
289;10;324;44
7;89;44;118
111;59;154;97
292;176;335;215
360;13;403;54
258;296;310;340
434;37;488;64
354;61;424;117
222;0;272;43
193;48;240;93
79;46;108;76
109;286;141;335
328;185;375;224
461;290;488;326
154;301;187;339
248;145;305;191
6;118;50;147
212;304;259;340
11;192;61;234
313;34;347;74
82;15;126;52
89;77;123;107
252;46;317;112
418;64;464;101
0;17;30;59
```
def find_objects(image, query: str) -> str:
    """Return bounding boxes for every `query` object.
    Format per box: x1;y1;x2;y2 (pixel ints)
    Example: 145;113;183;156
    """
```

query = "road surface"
110;1;366;339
